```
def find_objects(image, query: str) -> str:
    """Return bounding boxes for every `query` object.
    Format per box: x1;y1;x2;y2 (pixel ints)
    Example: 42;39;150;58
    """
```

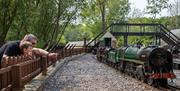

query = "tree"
168;0;180;29
146;0;169;21
106;0;130;23
79;0;130;36
96;0;107;33
128;7;145;18
0;0;18;46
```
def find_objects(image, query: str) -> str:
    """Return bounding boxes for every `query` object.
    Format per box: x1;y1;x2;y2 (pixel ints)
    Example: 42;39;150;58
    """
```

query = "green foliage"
128;36;153;46
106;0;130;23
80;0;130;29
146;0;169;19
116;36;153;47
57;35;67;44
1;0;179;49
128;17;153;23
0;0;84;48
116;36;124;46
129;15;180;30
63;24;93;42
0;0;131;47
0;0;18;44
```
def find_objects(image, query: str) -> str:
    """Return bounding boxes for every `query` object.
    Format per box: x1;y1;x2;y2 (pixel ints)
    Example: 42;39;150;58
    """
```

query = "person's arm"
32;48;49;56
32;48;58;60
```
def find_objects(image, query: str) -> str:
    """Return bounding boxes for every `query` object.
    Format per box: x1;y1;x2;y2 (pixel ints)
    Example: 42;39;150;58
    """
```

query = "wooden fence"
0;46;91;91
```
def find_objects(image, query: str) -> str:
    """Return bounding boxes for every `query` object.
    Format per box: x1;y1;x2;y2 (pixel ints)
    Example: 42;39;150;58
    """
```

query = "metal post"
124;35;128;47
84;38;86;52
158;37;161;45
155;36;159;45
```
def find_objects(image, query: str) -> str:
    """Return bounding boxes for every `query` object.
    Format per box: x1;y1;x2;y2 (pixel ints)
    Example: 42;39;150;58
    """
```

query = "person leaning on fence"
0;40;25;61
22;34;58;60
20;41;33;56
0;41;33;63
0;34;58;62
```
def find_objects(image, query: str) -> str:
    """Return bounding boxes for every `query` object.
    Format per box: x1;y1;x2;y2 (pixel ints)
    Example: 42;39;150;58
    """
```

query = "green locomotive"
97;36;175;86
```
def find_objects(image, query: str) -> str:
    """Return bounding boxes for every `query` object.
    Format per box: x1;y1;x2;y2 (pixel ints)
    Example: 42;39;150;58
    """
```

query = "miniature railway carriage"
96;33;176;86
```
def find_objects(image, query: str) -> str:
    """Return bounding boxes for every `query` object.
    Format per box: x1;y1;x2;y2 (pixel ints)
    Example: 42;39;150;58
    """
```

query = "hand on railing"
47;53;58;61
23;51;33;60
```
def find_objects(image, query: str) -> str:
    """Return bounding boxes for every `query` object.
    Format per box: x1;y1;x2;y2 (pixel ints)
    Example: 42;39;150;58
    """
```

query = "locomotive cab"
104;38;111;48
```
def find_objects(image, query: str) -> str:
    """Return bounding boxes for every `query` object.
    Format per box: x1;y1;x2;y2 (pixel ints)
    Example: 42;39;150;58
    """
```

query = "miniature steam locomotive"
96;37;175;86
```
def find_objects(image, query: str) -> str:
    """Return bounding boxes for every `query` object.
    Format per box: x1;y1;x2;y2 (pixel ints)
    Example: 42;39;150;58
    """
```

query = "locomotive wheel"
132;72;136;78
128;72;132;76
158;79;167;87
140;76;146;83
135;65;146;82
112;63;115;68
147;78;154;86
117;63;121;70
134;73;138;79
114;64;118;69
120;61;125;73
131;72;135;78
136;74;141;80
98;57;101;62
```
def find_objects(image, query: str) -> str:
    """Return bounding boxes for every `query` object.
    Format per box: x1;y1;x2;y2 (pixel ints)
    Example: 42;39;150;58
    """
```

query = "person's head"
20;41;33;55
22;34;38;47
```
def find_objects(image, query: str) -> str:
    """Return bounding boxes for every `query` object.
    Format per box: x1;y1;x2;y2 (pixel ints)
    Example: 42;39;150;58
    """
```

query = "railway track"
98;57;180;91
167;83;180;91
120;69;180;91
155;85;180;91
168;85;180;91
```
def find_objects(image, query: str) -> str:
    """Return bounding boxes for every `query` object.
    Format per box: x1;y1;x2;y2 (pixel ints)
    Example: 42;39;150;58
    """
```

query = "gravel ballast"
42;54;159;91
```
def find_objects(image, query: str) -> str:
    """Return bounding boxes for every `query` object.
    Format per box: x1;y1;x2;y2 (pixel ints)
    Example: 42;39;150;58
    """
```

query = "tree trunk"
0;0;18;44
0;31;8;46
176;0;179;29
101;3;106;33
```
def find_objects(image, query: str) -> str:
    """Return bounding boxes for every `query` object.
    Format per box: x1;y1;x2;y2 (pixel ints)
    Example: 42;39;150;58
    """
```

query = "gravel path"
42;54;159;91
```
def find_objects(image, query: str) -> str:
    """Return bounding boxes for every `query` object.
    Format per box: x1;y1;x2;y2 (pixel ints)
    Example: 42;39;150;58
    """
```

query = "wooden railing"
0;46;91;91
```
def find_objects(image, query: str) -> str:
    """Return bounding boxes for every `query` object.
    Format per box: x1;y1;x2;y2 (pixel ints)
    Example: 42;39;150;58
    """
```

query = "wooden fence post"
63;49;65;58
12;65;23;91
58;50;62;61
64;48;67;57
41;56;47;75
